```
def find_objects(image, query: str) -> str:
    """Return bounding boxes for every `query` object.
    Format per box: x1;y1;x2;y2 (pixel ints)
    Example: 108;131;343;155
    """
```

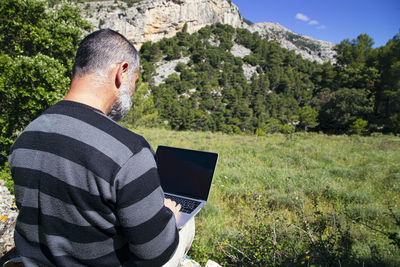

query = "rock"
230;43;251;58
0;181;17;256
205;260;222;267
154;56;190;86
242;63;258;81
81;0;243;50
246;22;336;63
178;258;202;267
176;258;223;267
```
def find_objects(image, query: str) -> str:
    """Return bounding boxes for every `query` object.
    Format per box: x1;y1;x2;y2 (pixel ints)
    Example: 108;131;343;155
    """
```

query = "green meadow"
133;127;400;266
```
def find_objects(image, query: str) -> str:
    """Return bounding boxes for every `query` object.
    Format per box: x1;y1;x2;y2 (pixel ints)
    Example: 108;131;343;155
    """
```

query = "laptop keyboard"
165;194;201;214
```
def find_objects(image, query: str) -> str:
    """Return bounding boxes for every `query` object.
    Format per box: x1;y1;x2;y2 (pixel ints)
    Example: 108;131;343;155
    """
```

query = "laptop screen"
156;146;218;201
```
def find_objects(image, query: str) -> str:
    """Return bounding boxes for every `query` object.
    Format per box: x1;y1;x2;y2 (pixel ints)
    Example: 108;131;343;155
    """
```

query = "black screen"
156;146;218;201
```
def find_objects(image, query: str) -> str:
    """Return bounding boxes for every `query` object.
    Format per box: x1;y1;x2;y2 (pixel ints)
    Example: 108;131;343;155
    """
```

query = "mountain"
247;23;336;64
79;0;336;63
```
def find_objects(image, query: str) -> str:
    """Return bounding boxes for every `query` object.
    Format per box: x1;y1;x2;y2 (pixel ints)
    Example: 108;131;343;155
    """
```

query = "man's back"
8;100;179;266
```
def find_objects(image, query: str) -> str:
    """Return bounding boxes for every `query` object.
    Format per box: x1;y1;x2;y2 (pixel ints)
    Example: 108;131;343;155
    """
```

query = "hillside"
126;23;324;135
76;0;336;63
122;23;400;136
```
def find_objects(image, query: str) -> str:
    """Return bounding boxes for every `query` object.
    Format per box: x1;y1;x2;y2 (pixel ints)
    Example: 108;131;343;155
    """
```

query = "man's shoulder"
14;100;153;161
49;100;153;155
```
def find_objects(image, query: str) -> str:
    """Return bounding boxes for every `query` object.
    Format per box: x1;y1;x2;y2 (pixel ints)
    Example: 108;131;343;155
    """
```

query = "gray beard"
108;80;133;122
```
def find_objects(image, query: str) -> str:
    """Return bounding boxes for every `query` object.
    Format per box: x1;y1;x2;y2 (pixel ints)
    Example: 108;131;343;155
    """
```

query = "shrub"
350;118;368;135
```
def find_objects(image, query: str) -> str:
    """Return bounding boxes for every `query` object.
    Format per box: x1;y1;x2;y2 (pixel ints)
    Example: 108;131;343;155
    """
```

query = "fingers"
164;198;181;218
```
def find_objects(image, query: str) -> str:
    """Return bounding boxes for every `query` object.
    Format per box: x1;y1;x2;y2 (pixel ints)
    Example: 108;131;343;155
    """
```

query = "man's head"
72;29;140;121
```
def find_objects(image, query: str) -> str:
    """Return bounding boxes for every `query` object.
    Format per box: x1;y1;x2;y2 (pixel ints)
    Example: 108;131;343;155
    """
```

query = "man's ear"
115;62;129;89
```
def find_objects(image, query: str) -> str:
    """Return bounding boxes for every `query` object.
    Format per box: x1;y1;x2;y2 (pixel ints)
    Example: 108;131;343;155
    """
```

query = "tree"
350;118;368;135
299;106;319;131
123;81;159;128
0;0;91;165
335;34;374;68
375;34;400;133
318;88;374;133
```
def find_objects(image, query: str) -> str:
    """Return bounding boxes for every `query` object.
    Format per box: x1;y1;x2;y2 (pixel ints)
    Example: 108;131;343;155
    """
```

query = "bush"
0;0;91;166
0;54;70;165
350;118;369;135
0;163;13;194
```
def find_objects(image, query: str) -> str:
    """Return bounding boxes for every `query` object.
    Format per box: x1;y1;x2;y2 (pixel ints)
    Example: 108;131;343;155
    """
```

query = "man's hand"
164;198;181;220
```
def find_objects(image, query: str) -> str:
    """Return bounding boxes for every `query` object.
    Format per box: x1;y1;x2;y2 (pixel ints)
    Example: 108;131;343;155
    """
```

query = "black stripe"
44;100;152;155
53;245;134;267
17;207;117;243
12;131;120;182
117;168;161;208
13;167;114;214
130;230;179;267
16;207;38;225
123;207;175;245
16;230;134;267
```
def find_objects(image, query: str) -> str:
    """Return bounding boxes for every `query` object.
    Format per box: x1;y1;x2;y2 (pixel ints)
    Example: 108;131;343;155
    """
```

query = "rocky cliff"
79;0;336;63
247;23;336;64
81;0;243;49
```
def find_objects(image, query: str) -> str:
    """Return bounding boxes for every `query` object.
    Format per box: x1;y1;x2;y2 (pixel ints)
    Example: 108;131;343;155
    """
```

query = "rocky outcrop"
246;23;336;64
178;259;221;267
154;57;190;86
0;181;17;257
79;0;336;63
81;0;243;50
230;43;251;58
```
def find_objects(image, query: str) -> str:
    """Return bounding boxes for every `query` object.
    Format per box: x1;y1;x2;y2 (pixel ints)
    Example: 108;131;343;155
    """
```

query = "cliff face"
80;0;335;63
81;0;243;49
247;23;336;64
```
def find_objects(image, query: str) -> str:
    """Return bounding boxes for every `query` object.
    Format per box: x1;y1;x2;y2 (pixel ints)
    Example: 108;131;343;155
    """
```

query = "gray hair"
72;29;139;80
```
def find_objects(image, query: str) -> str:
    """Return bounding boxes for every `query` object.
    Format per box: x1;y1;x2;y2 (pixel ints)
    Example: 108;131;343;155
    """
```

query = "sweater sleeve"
114;146;179;265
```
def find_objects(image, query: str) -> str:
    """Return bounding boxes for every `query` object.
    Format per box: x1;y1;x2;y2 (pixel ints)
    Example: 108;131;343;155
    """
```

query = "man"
7;29;194;266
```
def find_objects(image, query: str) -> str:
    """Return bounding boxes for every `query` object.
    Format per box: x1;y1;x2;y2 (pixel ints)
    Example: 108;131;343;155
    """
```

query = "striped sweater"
8;100;179;266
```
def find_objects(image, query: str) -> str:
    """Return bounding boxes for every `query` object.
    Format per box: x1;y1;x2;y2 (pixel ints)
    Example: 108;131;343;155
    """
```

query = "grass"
132;128;400;266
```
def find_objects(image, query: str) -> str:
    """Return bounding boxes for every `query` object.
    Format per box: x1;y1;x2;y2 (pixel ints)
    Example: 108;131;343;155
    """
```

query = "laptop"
155;145;219;229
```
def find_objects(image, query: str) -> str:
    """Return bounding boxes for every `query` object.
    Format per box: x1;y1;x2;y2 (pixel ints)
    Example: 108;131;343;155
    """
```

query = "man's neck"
65;75;117;115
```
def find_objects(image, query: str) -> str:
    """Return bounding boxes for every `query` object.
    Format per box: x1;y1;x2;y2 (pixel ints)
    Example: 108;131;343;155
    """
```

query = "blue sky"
231;0;399;47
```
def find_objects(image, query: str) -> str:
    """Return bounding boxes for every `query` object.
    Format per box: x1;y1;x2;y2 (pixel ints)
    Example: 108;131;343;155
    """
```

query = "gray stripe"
14;185;38;208
40;192;115;228
16;222;124;260
118;187;164;227
49;234;124;259
25;113;132;166
16;222;40;243
15;231;54;266
9;148;108;195
129;216;177;260
115;147;157;190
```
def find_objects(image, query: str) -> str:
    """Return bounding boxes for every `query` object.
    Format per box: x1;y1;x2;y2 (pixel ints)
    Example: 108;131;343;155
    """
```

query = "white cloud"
295;13;310;22
296;13;326;29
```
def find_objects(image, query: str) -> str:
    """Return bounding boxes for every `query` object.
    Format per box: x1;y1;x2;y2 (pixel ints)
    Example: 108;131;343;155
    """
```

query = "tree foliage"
0;0;91;165
123;81;159;128
134;24;400;135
